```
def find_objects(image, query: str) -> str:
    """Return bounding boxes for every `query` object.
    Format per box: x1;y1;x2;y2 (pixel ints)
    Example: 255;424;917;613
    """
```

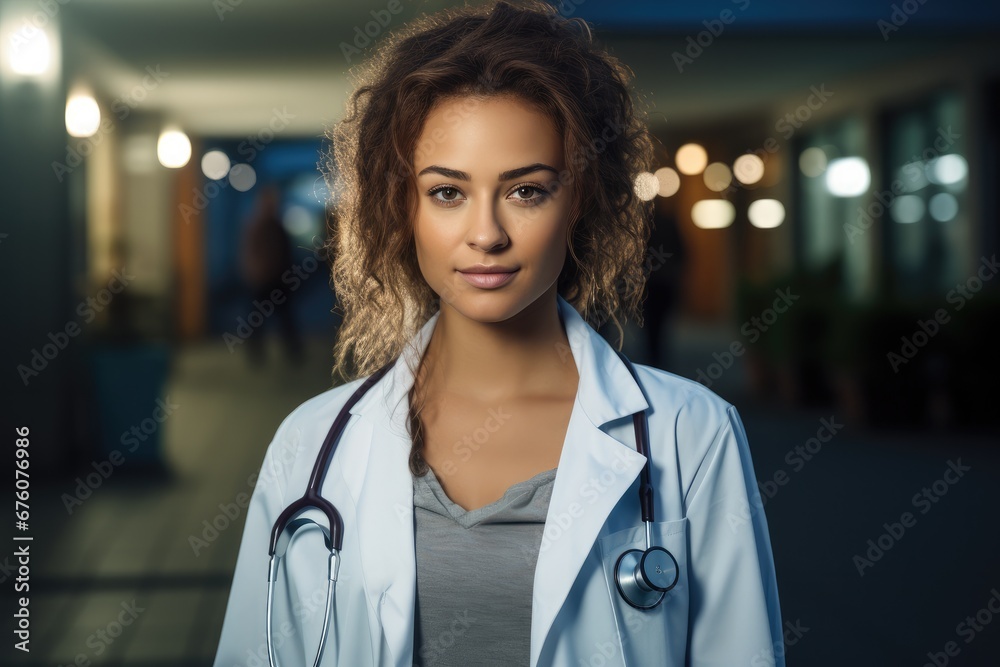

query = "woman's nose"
465;199;509;251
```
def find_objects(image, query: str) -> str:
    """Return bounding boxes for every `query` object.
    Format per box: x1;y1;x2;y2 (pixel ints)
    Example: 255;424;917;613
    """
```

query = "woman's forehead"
414;96;563;173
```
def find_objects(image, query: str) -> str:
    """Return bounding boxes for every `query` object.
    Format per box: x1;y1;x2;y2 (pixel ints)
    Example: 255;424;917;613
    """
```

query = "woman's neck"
416;288;579;404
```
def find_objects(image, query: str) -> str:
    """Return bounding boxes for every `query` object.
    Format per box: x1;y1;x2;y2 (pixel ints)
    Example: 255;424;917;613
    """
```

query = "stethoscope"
264;349;679;667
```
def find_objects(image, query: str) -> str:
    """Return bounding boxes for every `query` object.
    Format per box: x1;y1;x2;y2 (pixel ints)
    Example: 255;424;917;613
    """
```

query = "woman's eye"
427;184;548;207
510;184;548;204
429;186;463;205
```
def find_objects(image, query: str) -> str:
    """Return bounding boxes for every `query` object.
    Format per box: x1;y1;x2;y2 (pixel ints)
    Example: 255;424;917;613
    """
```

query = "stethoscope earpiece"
614;546;679;610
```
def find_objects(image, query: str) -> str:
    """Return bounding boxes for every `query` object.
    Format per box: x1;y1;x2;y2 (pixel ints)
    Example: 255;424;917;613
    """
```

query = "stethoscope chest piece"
614;546;679;610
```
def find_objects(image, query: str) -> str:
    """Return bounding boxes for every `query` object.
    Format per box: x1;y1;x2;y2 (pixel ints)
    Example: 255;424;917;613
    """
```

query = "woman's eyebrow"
416;162;559;181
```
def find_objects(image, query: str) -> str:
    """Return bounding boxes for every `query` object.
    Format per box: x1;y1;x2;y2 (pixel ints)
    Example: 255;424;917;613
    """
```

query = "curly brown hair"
321;0;656;474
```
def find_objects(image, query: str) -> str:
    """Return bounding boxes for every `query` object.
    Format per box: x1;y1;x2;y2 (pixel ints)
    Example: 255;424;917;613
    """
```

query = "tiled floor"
9;323;999;666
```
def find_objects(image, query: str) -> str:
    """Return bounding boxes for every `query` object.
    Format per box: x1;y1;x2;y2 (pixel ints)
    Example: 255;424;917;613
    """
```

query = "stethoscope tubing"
264;347;673;665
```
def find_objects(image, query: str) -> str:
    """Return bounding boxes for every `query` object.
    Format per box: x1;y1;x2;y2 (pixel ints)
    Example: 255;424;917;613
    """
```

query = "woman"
214;2;784;666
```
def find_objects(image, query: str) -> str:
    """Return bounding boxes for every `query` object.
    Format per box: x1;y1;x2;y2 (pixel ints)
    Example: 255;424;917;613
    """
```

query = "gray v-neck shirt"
412;466;557;667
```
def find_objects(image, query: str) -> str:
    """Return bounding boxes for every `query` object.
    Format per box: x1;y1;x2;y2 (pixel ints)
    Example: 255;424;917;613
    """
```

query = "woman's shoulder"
625;362;750;507
254;376;376;500
262;374;371;446
280;375;372;427
630;361;737;429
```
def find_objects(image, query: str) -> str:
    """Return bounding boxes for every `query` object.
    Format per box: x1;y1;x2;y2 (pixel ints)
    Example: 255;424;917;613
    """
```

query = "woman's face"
412;94;575;322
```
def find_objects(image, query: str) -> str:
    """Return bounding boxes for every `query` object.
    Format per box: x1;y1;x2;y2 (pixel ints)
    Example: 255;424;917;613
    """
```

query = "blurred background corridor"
2;1;999;665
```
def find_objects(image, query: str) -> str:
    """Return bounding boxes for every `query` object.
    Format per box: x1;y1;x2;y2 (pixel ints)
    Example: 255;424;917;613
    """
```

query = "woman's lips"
457;269;518;289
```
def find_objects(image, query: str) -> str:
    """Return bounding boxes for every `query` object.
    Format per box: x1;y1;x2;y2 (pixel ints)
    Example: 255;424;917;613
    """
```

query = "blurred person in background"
239;183;304;366
642;205;686;370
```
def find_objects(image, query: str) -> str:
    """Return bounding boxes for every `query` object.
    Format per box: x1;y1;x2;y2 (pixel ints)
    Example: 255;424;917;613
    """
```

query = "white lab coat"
214;294;784;667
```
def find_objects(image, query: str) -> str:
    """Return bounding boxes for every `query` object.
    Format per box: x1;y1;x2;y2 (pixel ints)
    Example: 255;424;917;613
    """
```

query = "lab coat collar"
349;293;648;431
346;293;650;666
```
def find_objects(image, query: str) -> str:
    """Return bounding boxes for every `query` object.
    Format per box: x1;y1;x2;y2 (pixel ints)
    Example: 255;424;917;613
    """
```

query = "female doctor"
214;1;784;665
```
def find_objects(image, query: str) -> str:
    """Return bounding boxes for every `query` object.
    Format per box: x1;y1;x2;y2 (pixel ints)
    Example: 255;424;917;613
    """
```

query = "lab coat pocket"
596;518;690;667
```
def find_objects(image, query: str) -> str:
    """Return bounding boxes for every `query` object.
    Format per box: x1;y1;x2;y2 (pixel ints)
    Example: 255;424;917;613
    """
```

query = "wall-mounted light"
889;194;924;224
157;126;191;169
928;193;958;222
65;91;101;138
926;154;967;188
824;157;870;198
798;147;827;178
703;162;732;192
228;163;256;192
691;199;735;229
1;8;60;83
748;199;785;229
676;143;708;176
655;167;680;197
201;150;231;180
733;154;764;185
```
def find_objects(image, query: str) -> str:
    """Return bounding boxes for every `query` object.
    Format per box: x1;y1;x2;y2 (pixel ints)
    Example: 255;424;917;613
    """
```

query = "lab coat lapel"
352;415;415;665
346;306;441;666
529;296;649;666
344;295;650;667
